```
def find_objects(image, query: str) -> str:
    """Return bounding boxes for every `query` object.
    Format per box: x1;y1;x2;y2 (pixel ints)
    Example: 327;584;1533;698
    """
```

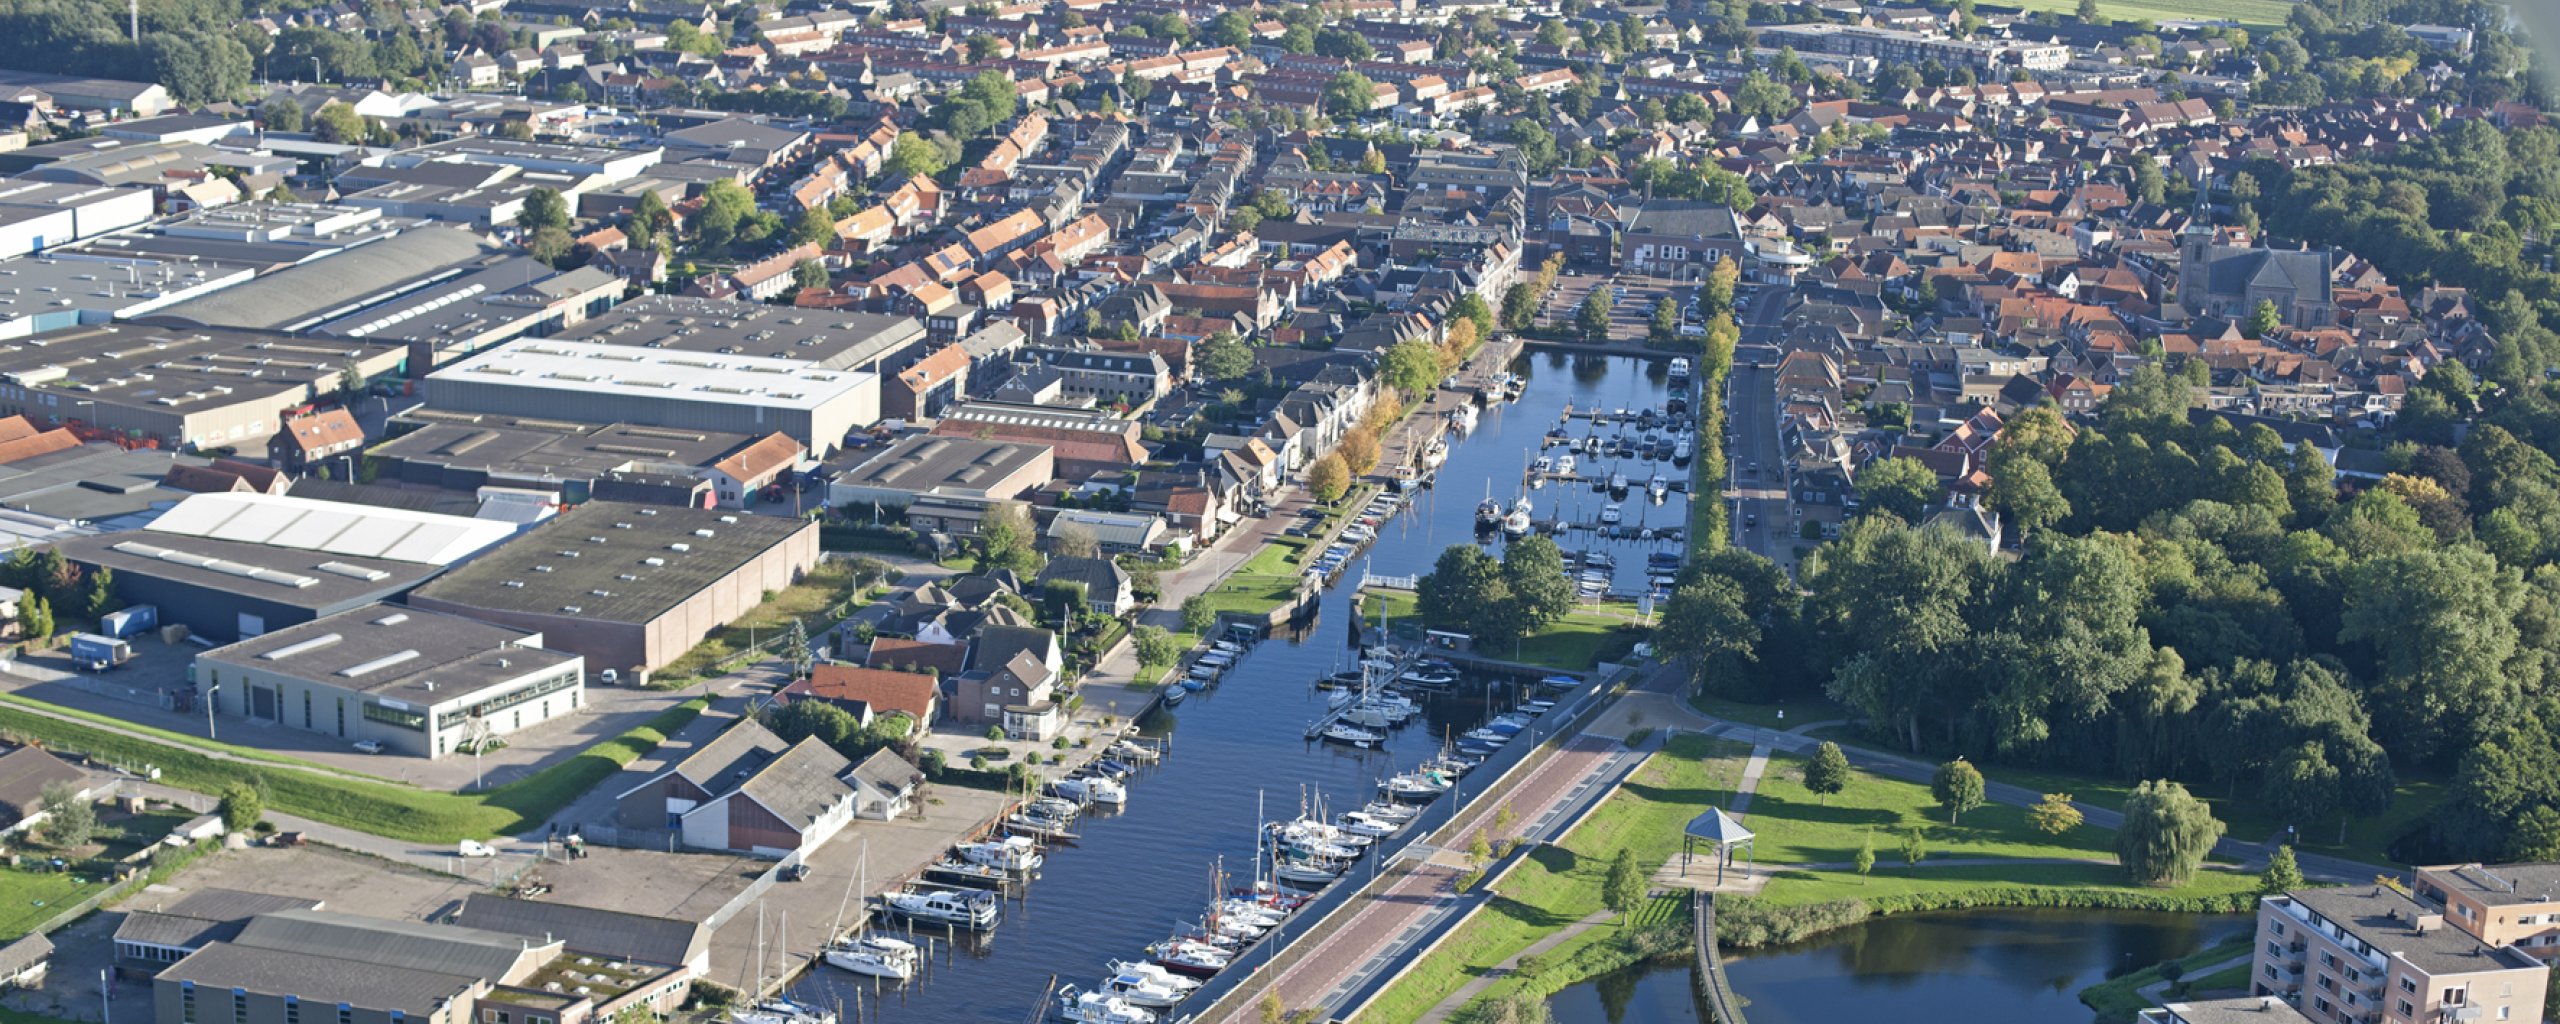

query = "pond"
1547;908;2254;1024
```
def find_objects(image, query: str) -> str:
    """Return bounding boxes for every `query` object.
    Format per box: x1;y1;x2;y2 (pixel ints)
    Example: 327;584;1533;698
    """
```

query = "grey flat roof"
57;530;437;611
2148;996;2315;1024
2428;862;2560;903
145;226;502;332
0;323;409;419
199;605;577;706
0;444;195;525
161;941;480;1014
454;893;705;969
374;412;762;481
831;435;1048;495
2286;887;2541;976
408;501;810;624
551;294;925;371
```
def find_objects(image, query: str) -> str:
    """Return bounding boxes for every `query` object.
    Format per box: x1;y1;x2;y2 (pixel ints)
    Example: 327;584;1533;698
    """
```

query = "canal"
791;353;1691;1021
1546;908;2254;1024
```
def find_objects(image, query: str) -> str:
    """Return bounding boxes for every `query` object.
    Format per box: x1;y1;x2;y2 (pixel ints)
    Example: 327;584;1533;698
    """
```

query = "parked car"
353;739;384;754
458;840;498;858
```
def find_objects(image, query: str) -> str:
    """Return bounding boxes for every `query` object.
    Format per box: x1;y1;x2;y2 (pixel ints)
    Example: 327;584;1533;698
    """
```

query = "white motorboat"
1337;811;1400;838
1531;454;1552;474
878;888;1001;930
1668;357;1693;384
731;1000;834;1024
1399;670;1457;687
1110;740;1160;763
1321;723;1384;748
1476;497;1504;528
822;934;917;979
1055;775;1130;806
1380;773;1448;800
1608;471;1629;494
1452;403;1479;435
1555;453;1577;476
957;836;1043;872
1059;987;1157;1024
1422;438;1449;468
1673;438;1694;463
1599;504;1623;525
1101;968;1192;1009
1107;960;1205;995
1649;476;1669;501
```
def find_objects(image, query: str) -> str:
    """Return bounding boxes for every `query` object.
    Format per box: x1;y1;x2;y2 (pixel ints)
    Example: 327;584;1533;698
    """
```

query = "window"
2273;922;2287;936
338;1005;352;1024
2397;1000;2414;1017
286;997;300;1024
182;983;197;1024
232;988;247;1024
2400;978;2416;994
2444;988;2467;1005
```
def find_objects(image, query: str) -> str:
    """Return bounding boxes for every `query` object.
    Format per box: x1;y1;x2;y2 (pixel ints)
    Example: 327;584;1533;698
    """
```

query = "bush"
1715;896;1871;948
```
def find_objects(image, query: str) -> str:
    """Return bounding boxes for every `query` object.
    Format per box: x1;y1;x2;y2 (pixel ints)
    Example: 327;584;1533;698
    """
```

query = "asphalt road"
1725;285;1795;570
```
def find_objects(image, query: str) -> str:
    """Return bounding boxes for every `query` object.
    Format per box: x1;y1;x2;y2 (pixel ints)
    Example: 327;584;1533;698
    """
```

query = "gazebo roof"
1685;807;1754;846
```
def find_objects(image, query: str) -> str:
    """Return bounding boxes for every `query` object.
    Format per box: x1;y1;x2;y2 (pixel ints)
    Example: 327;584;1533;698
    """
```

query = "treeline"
1662;363;2560;862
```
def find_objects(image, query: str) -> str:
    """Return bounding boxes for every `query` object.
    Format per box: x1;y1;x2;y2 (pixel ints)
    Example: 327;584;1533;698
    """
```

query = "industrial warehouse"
421;340;878;455
192;605;584;759
404;502;817;683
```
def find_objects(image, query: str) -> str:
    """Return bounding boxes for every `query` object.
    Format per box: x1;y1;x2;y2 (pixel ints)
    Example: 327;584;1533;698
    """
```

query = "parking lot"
0;643;707;793
1539;272;1700;344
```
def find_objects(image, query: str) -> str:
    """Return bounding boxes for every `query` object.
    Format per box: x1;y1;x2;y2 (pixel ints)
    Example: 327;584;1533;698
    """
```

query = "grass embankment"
2079;937;2255;1021
657;561;870;683
0;698;710;843
1364;591;1648;671
0;694;391;782
1354;734;1752;1024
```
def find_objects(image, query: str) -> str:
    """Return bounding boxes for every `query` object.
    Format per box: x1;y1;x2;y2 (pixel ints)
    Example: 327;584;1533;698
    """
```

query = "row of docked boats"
1163;623;1263;708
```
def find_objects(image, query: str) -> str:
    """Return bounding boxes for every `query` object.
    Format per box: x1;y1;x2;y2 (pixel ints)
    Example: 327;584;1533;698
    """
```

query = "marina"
783;352;1692;1021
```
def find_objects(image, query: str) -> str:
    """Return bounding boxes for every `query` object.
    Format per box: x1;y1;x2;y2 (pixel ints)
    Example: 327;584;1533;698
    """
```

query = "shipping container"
67;633;131;670
98;605;157;639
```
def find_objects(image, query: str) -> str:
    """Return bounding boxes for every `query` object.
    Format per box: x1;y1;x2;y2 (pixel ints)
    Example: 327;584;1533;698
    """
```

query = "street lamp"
202;683;220;741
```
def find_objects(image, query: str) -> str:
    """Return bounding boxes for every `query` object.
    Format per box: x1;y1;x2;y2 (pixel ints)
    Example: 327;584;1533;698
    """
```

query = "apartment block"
2253;884;2547;1024
2413;863;2560;958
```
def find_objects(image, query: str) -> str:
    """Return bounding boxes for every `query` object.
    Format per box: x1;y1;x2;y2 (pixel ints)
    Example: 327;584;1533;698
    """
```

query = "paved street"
1724;284;1796;571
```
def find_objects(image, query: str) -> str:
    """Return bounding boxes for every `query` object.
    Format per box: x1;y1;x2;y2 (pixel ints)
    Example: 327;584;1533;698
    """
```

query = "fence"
1693;891;1746;1024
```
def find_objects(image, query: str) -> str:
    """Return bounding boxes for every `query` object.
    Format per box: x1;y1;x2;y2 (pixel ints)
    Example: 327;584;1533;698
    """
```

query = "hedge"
1717;886;2257;950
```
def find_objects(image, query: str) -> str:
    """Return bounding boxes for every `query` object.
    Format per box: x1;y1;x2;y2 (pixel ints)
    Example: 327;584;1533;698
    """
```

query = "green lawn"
1365;591;1648;671
2183;959;2255;993
2003;0;2295;28
1354;734;1753;1024
0;868;107;939
2079;937;2255;1020
1744;750;2121;868
0;697;709;844
1801;726;2439;867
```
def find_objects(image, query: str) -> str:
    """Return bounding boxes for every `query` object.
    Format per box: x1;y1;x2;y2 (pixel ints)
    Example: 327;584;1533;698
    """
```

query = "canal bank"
779;354;1697;1022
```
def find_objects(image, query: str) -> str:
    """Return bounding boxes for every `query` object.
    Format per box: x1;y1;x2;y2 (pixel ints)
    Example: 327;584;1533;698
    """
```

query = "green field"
1797;723;2439;867
1365;591;1648;670
1746;750;2121;867
1354;734;1752;1024
2079;937;2255;1020
0;698;709;844
0;868;106;940
2002;0;2296;29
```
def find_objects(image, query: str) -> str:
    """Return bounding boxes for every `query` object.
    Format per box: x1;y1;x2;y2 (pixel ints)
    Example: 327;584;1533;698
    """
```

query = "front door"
249;686;278;721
